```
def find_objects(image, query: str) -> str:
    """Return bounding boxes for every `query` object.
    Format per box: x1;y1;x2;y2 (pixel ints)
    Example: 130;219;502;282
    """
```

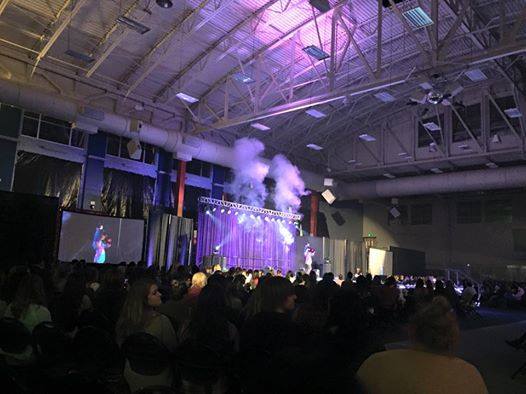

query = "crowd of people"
0;260;492;393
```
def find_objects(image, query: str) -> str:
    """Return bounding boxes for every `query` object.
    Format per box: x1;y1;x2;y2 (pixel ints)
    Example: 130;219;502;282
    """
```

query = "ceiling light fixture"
116;16;151;34
175;92;199;103
423;122;440;131
359;133;376;142
374;91;396;103
156;0;173;8
465;68;487;82
233;73;254;84
309;0;331;13
403;7;433;28
383;173;396;179
430;168;443;174
305;108;327;118
504;108;522;118
485;162;498;169
306;143;323;151
251;122;271;131
64;49;94;63
302;45;330;61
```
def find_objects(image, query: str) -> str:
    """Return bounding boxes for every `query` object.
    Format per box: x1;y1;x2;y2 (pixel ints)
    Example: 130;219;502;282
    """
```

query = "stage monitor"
59;211;144;264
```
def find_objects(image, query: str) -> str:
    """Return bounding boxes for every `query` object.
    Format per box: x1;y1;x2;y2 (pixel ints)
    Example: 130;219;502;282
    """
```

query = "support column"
211;164;226;200
78;132;106;210
174;160;186;217
0;104;22;191
153;149;173;207
310;192;319;236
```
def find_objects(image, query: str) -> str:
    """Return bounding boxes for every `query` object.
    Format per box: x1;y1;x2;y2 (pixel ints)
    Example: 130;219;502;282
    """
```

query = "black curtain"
101;168;154;219
13;152;81;209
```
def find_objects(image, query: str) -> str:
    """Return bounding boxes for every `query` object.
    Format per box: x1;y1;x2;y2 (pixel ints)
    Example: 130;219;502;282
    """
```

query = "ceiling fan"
407;73;464;107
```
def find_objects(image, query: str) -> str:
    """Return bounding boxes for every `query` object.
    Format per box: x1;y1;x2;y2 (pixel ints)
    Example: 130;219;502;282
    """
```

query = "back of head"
191;272;207;288
260;276;294;313
11;273;47;319
410;296;459;353
116;278;156;341
385;276;397;287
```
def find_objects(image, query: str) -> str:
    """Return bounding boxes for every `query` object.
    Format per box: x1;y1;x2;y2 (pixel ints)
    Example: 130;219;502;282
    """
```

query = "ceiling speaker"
324;178;335;187
389;207;401;218
127;139;142;160
331;211;345;226
321;189;336;204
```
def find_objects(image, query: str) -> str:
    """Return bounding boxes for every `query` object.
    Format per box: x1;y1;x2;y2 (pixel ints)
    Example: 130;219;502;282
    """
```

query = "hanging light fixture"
156;0;173;8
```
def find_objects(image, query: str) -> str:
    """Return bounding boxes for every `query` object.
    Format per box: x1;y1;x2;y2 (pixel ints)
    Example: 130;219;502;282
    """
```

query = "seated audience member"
116;278;177;351
413;278;428;307
434;280;446;298
5;274;51;332
52;272;92;334
460;280;477;308
505;283;525;307
357;297;487;394
376;276;400;312
240;276;301;393
444;280;459;310
93;267;126;331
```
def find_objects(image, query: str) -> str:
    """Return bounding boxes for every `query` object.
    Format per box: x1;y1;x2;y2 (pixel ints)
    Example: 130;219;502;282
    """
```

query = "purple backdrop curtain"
197;210;296;271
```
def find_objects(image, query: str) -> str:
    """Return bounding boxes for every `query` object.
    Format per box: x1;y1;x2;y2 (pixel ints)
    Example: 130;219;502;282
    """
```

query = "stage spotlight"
257;215;261;220
205;210;210;215
234;211;239;216
250;214;255;219
221;208;225;213
212;207;217;212
227;210;231;214
271;217;275;222
156;0;173;8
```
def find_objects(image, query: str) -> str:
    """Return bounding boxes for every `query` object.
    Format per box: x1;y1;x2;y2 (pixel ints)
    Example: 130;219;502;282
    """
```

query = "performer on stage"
304;242;316;274
92;225;112;264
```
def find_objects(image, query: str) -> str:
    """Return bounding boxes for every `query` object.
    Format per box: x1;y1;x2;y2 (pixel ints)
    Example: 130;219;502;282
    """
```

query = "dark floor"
384;307;526;394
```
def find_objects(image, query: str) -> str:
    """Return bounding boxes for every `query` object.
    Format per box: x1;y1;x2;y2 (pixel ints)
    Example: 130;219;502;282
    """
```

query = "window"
70;129;86;148
485;199;512;223
38;115;71;145
21;112;39;137
489;96;521;137
418;114;444;147
106;134;120;156
452;103;481;142
457;201;482;224
186;159;211;177
411;204;432;225
388;205;408;225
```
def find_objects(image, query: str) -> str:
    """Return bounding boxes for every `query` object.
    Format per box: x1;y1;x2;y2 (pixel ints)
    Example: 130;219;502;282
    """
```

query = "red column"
175;160;186;217
310;192;319;236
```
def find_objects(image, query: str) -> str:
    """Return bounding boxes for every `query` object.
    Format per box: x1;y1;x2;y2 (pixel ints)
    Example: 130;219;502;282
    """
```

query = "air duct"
341;166;526;199
0;78;326;189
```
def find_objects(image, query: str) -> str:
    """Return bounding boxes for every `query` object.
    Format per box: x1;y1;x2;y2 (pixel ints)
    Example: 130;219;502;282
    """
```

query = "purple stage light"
221;208;225;213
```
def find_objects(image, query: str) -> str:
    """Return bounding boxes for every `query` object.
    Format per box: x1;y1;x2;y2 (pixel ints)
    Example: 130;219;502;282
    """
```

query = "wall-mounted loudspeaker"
321;189;336;204
127;139;142;160
331;211;345;226
389;207;401;218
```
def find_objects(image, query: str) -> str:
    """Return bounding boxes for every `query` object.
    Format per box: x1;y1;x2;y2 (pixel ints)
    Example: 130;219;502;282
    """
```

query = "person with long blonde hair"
116;278;177;351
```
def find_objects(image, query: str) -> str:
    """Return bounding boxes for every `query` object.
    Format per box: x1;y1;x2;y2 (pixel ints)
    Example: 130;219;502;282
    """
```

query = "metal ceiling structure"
0;0;525;183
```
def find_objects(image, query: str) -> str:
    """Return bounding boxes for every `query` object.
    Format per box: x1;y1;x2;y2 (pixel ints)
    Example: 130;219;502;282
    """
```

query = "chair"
72;326;124;382
121;333;173;393
32;321;70;366
175;340;228;394
0;317;31;356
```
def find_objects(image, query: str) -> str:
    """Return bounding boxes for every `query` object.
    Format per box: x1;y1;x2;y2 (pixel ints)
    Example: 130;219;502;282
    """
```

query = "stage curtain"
13;152;80;209
101;168;154;219
197;209;296;272
326;238;347;277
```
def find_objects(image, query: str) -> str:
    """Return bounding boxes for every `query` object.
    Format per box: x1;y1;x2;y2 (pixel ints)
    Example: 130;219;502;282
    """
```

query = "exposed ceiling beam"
30;0;89;77
153;0;282;102
195;40;526;133
0;0;11;16
197;0;349;105
85;0;143;78
121;0;238;98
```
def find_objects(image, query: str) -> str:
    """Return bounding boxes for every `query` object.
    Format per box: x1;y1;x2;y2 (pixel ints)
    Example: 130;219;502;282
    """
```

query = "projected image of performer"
304;242;316;274
92;225;112;264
